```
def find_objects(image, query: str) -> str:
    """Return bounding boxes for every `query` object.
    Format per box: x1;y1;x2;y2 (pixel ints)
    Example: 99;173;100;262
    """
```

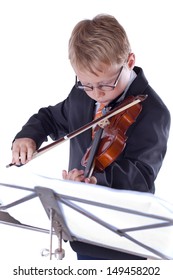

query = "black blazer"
16;66;170;193
15;66;171;259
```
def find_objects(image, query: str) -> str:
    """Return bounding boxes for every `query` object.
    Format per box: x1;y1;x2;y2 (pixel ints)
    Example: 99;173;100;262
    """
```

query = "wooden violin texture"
81;95;145;172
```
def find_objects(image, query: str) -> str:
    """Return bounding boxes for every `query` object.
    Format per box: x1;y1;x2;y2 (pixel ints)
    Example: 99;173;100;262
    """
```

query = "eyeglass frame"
75;65;124;92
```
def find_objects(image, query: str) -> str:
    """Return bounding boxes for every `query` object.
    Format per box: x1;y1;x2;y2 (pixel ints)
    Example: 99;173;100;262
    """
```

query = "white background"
0;0;173;264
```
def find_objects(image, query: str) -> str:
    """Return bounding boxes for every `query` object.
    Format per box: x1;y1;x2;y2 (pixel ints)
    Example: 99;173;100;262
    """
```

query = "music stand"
1;177;173;260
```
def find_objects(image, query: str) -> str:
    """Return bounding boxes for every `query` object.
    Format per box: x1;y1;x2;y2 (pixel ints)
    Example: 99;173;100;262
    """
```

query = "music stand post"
35;186;73;260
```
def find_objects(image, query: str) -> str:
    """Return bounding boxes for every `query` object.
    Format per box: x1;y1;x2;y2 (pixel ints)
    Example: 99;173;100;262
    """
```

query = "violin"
6;95;147;168
82;95;147;177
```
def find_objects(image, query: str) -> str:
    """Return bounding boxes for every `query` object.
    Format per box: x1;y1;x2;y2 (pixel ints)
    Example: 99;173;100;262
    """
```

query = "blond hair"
68;14;131;74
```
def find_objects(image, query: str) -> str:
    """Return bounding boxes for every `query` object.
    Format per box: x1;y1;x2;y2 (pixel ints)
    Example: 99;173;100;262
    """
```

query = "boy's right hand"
12;138;37;165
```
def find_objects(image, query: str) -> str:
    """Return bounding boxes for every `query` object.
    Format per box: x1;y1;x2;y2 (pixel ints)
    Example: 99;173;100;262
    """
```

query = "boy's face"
74;60;134;105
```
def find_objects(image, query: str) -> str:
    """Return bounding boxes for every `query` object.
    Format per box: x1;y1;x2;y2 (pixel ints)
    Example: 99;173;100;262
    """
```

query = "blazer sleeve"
14;98;70;149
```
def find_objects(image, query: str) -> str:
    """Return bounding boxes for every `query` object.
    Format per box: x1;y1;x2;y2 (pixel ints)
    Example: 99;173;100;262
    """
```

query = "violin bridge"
98;118;110;128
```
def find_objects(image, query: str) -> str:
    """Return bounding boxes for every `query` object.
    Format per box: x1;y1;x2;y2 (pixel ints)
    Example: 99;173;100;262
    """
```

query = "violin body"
81;95;144;172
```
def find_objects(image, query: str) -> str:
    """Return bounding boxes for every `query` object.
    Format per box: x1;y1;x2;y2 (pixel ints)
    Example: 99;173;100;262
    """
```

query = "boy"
11;14;170;259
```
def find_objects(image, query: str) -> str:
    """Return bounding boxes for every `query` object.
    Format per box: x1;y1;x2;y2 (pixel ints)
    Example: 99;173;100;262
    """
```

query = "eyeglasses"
75;65;124;92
